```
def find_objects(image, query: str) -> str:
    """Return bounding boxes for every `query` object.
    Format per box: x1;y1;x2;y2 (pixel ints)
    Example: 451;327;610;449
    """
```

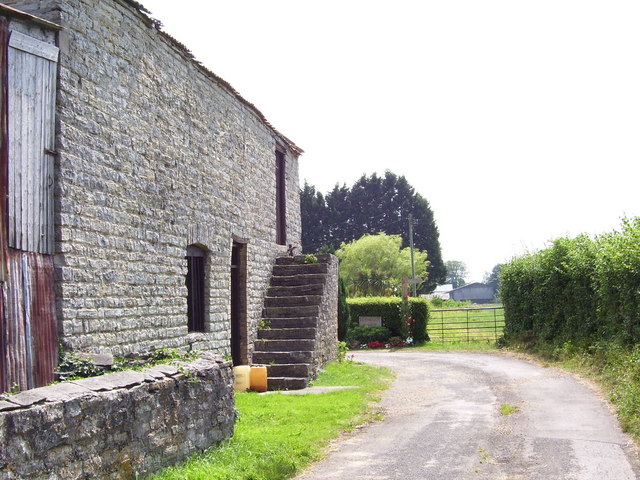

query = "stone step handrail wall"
253;254;338;389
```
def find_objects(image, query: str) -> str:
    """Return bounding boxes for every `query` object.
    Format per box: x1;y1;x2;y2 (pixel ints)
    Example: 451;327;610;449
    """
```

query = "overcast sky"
144;0;640;282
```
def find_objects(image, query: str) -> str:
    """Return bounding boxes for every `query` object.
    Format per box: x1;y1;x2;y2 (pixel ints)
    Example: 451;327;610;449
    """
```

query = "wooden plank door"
1;28;58;393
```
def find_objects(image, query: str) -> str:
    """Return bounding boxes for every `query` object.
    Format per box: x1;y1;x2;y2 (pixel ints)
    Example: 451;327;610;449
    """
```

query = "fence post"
466;309;469;343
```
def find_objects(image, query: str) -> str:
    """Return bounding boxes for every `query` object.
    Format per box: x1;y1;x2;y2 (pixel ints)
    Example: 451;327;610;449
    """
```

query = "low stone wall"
313;254;339;375
0;353;235;479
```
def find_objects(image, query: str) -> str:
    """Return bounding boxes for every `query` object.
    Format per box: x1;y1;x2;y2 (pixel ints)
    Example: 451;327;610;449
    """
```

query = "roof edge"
121;0;304;156
0;3;62;30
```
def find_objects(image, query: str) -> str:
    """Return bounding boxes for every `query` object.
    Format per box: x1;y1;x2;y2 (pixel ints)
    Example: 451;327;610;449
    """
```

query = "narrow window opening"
275;149;287;245
186;244;206;332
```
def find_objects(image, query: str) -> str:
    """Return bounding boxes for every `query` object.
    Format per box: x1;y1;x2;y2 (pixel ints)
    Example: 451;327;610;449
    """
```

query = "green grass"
149;361;394;480
428;306;505;343
499;404;518;416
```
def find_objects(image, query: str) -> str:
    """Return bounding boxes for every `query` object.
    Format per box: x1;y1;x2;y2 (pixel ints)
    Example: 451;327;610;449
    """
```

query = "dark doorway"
230;241;247;365
186;244;206;332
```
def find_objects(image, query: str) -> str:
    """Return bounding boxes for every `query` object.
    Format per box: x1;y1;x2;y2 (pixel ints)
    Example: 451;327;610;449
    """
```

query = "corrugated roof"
449;282;490;292
120;0;304;156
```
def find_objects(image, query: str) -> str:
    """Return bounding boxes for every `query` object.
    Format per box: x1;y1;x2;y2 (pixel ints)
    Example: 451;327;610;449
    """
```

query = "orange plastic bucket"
250;365;268;392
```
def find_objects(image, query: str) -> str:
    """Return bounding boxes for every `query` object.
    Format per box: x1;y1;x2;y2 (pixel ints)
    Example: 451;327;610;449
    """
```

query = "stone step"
263;317;317;329
258;327;316;340
267;284;325;297
262;305;319;318
269;274;327;287
275;254;333;265
254;339;315;352
268;377;309;390
267;363;311;378
273;263;328;276
264;295;322;308
253;351;313;364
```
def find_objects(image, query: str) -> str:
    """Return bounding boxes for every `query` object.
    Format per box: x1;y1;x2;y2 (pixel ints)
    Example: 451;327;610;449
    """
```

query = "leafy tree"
336;233;429;297
445;260;468;289
300;171;445;291
484;263;503;289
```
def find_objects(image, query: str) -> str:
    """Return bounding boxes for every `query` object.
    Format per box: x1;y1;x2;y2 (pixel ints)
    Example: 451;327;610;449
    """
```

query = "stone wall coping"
0;352;231;412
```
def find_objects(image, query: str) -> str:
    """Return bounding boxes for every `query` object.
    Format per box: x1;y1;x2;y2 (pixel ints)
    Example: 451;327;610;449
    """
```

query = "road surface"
294;351;640;480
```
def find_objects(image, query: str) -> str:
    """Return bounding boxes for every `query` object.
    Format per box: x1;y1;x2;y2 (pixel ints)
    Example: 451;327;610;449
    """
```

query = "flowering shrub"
367;340;386;349
388;336;406;348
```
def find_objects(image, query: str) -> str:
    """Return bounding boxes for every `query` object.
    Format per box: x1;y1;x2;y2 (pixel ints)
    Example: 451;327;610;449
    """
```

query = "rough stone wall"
7;11;56;42
5;0;301;357
0;353;235;479
312;254;339;375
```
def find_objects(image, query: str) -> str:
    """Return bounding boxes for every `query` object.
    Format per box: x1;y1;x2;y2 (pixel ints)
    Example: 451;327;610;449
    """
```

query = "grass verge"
149;360;394;480
507;340;640;444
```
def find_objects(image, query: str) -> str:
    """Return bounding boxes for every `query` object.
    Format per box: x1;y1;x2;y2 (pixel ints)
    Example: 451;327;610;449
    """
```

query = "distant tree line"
300;171;446;292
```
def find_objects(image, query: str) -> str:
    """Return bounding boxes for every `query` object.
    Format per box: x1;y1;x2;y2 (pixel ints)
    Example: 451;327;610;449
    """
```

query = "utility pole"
409;213;416;297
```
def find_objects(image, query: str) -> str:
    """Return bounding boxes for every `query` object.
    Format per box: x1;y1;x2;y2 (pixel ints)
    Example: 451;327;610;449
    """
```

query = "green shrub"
345;325;391;345
57;352;104;381
429;298;473;309
337;277;351;341
430;296;444;308
337;341;348;362
347;296;430;343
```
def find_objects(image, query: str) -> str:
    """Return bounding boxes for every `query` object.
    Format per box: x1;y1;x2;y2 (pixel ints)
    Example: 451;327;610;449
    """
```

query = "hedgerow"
347;297;430;343
501;217;640;345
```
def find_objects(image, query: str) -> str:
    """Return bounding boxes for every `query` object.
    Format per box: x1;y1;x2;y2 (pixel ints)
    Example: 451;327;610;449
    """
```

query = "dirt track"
294;351;640;480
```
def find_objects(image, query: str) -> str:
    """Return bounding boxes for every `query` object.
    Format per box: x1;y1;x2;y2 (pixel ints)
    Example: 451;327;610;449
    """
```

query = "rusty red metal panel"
29;253;57;387
2;250;56;392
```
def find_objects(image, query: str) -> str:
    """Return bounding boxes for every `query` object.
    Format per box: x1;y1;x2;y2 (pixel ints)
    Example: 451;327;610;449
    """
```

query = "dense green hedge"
337;277;351;341
501;218;640;345
347;297;430;343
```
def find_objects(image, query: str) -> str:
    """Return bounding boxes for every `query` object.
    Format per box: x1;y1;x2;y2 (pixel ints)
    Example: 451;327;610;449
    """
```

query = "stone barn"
0;0;337;394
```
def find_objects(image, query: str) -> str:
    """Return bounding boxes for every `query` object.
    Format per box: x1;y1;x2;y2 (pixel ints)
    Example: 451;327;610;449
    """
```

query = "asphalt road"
294;351;640;480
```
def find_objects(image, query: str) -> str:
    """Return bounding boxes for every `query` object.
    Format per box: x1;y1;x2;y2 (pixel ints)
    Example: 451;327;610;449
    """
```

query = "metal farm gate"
428;307;505;343
0;19;59;393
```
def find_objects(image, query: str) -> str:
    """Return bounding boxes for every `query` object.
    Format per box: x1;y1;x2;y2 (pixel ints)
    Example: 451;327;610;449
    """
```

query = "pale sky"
144;0;640;283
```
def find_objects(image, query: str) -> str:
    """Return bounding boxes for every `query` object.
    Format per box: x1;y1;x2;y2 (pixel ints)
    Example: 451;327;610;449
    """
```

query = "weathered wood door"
230;241;247;365
0;26;58;393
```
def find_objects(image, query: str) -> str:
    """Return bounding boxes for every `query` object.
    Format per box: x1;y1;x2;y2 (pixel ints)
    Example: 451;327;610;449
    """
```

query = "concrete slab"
0;400;22;411
27;383;92;402
6;389;48;407
71;370;147;391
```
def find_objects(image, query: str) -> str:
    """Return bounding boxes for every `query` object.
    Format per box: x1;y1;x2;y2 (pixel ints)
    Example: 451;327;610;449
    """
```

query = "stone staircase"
253;255;335;390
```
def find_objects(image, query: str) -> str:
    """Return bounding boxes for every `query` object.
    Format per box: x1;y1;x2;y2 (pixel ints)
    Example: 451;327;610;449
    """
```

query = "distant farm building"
449;283;496;304
427;284;453;300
